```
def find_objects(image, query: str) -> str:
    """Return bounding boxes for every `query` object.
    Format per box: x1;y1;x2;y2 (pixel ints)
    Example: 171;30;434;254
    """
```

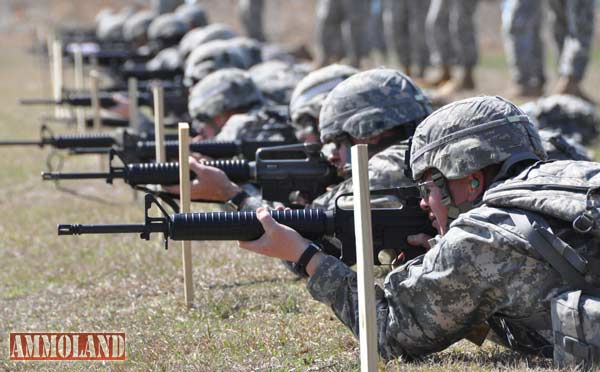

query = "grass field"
1;2;599;371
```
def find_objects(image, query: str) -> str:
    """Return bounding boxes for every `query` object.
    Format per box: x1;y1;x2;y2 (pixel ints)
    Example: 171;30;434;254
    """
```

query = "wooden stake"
153;83;166;163
128;78;140;132
51;39;63;118
73;46;86;132
89;70;101;131
178;123;194;308
351;144;378;371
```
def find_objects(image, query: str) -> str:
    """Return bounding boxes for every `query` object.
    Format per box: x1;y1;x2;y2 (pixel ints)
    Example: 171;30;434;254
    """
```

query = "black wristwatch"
225;190;249;211
292;243;321;277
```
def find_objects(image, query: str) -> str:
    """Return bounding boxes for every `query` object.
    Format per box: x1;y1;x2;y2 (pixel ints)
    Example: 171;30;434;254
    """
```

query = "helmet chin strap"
431;171;478;228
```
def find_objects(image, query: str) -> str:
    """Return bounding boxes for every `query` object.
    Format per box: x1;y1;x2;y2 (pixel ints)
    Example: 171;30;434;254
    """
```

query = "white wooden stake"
73;46;86;132
153;83;166;163
128;78;140;132
178;123;194;308
52;39;63;118
351;144;378;371
89;70;101;131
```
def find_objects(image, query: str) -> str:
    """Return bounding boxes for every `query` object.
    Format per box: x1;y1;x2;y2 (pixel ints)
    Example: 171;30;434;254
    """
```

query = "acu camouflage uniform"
307;96;600;360
426;0;479;68
315;0;369;67
502;0;595;88
238;0;266;42
382;0;430;73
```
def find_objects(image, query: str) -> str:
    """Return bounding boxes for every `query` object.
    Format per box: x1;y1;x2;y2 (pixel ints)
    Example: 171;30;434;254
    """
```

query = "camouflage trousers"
382;0;430;69
502;0;595;85
239;0;266;42
315;0;369;67
426;0;479;68
150;0;182;14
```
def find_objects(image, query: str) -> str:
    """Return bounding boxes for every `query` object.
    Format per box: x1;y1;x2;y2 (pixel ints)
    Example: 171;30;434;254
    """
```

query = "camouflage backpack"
483;160;600;369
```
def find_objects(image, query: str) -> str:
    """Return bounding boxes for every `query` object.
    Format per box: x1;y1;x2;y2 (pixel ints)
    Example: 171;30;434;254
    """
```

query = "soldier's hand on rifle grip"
163;156;241;202
238;207;312;263
108;93;130;118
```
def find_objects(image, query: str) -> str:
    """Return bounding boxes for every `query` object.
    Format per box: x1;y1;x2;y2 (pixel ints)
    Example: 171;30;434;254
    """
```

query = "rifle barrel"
42;171;114;181
0;140;42;146
19;98;60;105
58;223;162;235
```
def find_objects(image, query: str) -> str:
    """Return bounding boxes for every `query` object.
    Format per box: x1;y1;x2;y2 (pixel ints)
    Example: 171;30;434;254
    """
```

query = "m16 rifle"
43;143;340;204
57;188;436;266
19;90;188;115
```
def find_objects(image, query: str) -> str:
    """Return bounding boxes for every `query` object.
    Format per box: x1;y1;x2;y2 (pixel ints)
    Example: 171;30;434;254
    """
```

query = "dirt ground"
0;1;598;371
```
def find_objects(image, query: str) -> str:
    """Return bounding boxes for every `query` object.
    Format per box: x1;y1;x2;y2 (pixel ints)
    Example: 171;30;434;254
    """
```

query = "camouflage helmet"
96;10;131;41
183;39;249;87
289;64;358;126
147;13;188;43
146;47;182;71
175;3;209;29
319;68;432;143
188;68;264;120
179;23;237;59
410;96;547;181
249;60;311;106
520;94;599;146
123;10;156;43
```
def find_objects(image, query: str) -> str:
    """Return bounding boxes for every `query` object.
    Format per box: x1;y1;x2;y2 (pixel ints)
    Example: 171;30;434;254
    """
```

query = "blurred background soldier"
315;0;368;67
502;0;595;100
150;0;184;14
238;0;266;42
382;0;430;79
426;0;479;94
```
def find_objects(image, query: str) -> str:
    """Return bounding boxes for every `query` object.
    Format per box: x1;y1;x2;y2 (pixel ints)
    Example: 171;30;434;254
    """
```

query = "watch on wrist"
292;242;321;277
225;189;249;211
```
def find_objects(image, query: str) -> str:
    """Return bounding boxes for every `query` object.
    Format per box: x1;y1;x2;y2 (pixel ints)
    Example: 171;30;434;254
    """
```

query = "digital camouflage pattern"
289;64;358;126
183;39;248;87
426;0;479;68
239;0;265;42
503;0;595;85
146;47;182;71
96;8;134;42
175;3;208;30
311;142;414;210
187;68;264;120
249;60;311;106
383;0;430;70
319;68;432;143
521;94;599;146
147;13;188;43
179;23;237;60
315;0;369;67
410;96;546;181
123;10;156;43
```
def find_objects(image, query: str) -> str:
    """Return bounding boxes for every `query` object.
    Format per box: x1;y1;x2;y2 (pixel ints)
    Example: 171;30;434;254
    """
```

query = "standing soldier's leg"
501;0;545;96
426;0;452;86
383;0;411;74
340;0;368;67
447;0;478;91
316;0;344;66
410;0;431;78
368;0;388;62
239;0;266;42
550;0;595;100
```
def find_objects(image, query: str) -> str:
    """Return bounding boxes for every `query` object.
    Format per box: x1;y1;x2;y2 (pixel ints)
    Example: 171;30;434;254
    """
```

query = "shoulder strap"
509;211;600;297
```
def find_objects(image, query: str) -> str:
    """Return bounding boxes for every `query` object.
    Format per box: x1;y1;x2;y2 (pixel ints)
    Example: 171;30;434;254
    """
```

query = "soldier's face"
418;173;449;235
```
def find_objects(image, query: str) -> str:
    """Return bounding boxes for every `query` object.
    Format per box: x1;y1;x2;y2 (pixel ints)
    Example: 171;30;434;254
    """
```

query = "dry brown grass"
1;2;600;371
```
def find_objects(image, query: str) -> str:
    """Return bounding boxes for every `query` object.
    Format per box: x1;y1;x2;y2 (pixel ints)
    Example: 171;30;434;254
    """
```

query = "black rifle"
43;143;341;204
58;188;436;266
20;90;188;114
0;125;116;149
41;116;131;128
